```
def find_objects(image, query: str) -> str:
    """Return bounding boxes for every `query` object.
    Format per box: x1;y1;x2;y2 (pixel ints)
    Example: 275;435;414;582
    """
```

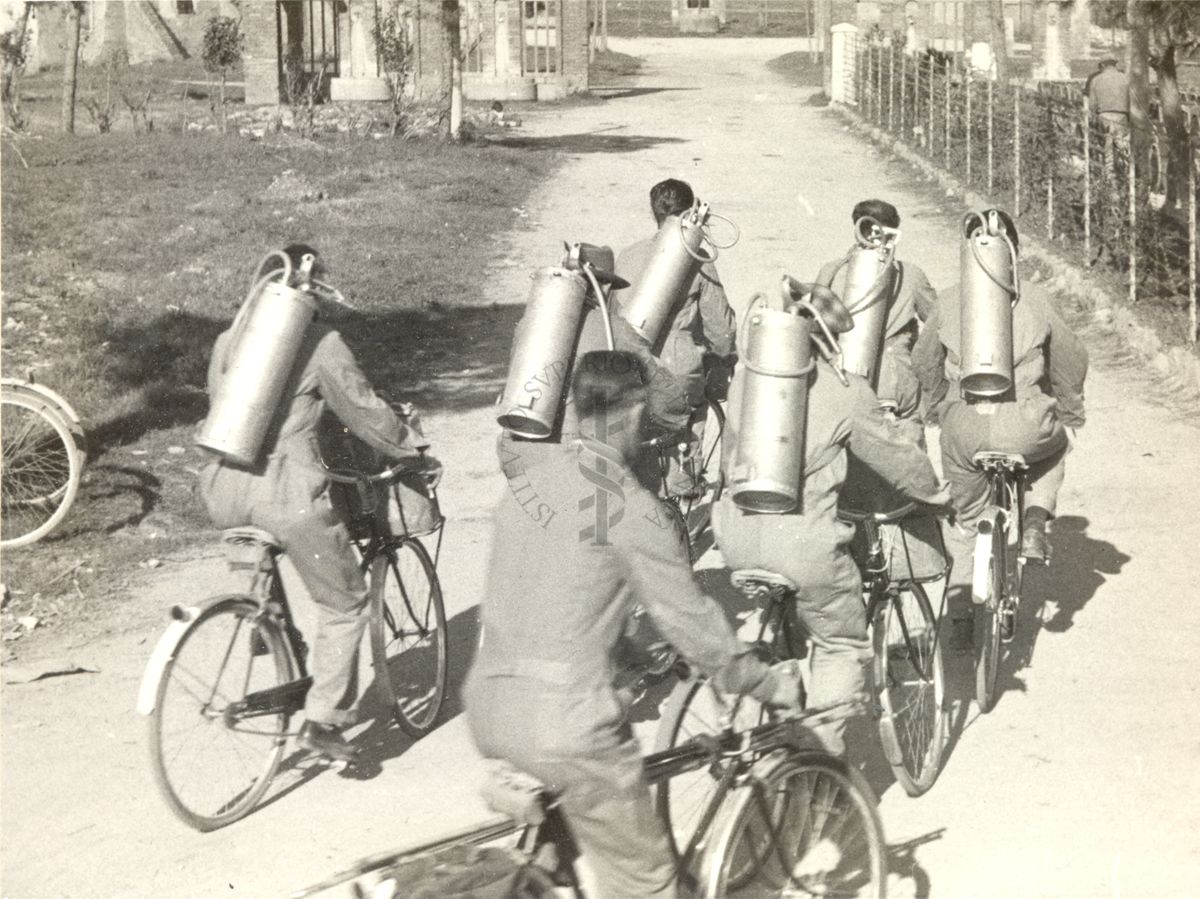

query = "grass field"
1;124;557;642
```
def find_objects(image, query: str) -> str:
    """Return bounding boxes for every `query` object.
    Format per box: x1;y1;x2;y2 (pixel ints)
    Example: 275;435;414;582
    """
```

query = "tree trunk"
3;2;31;103
989;0;1009;83
61;2;82;134
1153;44;1189;208
600;0;608;52
445;1;463;140
1126;0;1152;163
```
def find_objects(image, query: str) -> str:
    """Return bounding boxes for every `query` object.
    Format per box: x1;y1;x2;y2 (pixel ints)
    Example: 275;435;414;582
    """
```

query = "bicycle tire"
370;538;448;737
699;751;887;899
653;678;770;862
974;524;1005;714
1;392;84;548
147;596;294;831
874;581;947;796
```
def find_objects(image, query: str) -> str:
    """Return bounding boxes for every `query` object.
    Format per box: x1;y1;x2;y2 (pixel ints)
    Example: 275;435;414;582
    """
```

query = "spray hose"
224;250;295;371
678;201;740;264
581;263;617;352
824;216;898;317
965;210;1021;306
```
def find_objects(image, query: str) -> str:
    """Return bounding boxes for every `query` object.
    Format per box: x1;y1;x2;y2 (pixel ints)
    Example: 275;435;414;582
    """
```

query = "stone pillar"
830;22;858;104
330;0;391;101
242;1;281;105
1033;0;1071;81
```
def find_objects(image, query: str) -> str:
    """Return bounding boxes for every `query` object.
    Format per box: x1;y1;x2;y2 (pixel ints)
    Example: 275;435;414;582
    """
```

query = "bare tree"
61;1;83;134
442;0;464;140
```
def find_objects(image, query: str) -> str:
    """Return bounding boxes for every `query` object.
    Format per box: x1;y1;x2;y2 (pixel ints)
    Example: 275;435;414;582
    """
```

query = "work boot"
298;720;358;763
1020;520;1049;564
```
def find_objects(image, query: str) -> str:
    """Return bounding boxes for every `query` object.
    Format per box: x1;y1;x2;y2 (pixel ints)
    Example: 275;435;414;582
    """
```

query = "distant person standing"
1086;59;1129;131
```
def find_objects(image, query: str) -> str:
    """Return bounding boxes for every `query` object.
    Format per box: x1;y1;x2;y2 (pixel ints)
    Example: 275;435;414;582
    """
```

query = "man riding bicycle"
199;244;441;762
613;178;738;498
468;351;801;899
913;209;1088;646
714;284;947;756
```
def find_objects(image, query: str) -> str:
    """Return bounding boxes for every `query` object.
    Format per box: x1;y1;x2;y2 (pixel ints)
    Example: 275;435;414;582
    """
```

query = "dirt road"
3;38;1199;898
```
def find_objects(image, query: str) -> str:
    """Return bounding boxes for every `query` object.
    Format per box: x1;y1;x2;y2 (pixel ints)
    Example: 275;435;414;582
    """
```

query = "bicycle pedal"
999;610;1016;643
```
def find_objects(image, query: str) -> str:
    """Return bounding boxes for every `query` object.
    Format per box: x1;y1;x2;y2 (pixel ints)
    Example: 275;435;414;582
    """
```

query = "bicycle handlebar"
642;693;870;786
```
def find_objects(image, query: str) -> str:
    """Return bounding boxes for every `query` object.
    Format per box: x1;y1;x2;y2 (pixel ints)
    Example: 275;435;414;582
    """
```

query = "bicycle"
650;395;727;564
293;698;886;899
137;458;447;831
656;509;948;847
839;502;951;796
970;452;1028;714
1;377;87;548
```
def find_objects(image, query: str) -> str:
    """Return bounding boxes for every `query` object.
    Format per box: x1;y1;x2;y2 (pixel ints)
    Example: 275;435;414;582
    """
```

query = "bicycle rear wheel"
874;582;947;796
148;596;294;831
699;752;887;899
654;678;769;862
370;539;448;737
974;525;1005;714
1;392;84;548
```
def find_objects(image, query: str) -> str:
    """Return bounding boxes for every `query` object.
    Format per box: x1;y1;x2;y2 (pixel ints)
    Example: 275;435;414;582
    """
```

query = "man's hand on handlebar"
414;453;443;490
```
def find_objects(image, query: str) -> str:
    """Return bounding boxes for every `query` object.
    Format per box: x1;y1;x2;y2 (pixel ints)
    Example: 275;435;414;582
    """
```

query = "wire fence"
849;38;1199;346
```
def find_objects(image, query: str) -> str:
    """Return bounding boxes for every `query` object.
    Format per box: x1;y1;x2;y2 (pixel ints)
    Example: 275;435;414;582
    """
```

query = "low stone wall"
831;104;1200;405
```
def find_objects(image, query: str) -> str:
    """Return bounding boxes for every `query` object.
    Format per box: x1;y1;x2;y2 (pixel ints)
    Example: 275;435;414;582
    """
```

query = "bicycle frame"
852;510;952;681
972;458;1027;607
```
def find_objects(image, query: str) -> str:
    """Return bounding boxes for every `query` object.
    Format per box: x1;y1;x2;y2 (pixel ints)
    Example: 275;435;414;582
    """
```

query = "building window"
176;1;195;14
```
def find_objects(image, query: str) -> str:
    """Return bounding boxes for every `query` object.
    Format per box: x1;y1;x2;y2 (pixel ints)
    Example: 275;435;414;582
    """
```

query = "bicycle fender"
971;510;1000;604
136;606;201;715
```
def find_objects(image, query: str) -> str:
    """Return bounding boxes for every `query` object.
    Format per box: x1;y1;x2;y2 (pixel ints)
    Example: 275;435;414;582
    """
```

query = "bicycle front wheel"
700;752;887;899
370;539;448;737
654;678;769;862
974;524;1005;714
874;582;947;796
1;392;84;548
148;596;294;831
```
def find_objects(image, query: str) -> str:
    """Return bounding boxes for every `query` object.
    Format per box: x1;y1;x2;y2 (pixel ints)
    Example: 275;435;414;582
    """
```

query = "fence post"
966;76;973;186
900;50;906;138
944;61;950;168
927;54;934;157
1083;96;1091;265
1190;135;1196;343
1129;146;1137;304
1047;100;1055;240
1014;85;1022;217
876;43;883;125
888;46;895;132
987;77;994;195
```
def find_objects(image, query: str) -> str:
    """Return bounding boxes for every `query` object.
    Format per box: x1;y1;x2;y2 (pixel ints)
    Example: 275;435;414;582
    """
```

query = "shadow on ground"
487;131;688;154
938;516;1128;774
88;303;525;455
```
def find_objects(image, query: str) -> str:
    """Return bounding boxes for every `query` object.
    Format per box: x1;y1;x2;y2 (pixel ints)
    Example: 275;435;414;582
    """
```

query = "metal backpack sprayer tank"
195;250;328;466
960;210;1020;397
823;215;899;389
729;278;852;514
496;243;627;438
617;201;737;346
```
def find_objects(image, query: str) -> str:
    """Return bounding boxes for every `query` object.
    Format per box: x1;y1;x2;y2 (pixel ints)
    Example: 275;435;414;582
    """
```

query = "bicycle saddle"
221;527;282;551
972;451;1028;470
731;569;798;593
